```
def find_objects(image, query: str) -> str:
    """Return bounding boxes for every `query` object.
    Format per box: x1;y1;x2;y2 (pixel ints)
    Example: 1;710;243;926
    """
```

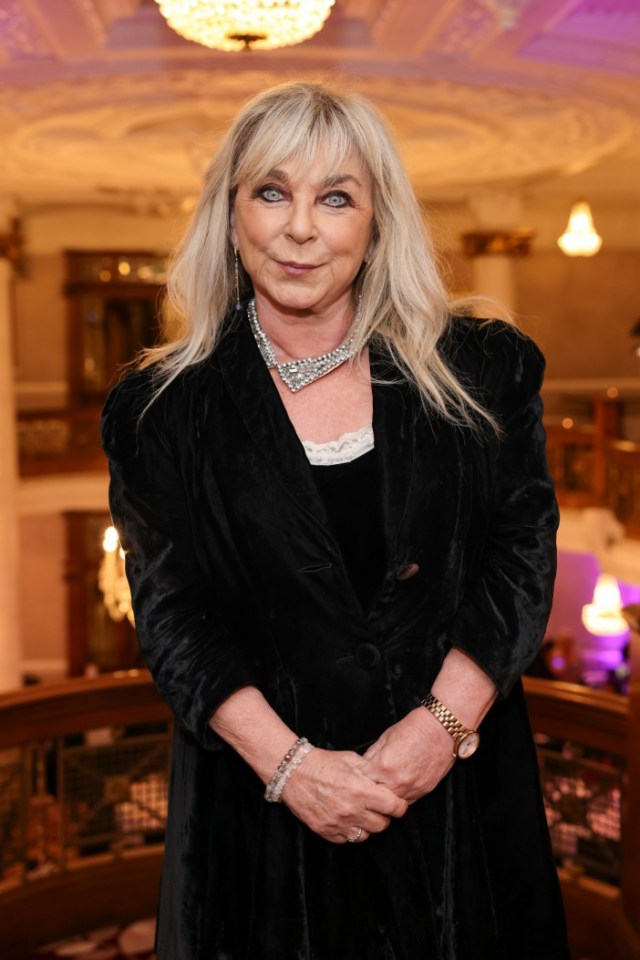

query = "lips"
277;260;319;274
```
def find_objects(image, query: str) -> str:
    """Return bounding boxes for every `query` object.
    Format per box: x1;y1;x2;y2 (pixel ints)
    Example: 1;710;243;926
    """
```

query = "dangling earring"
234;247;242;312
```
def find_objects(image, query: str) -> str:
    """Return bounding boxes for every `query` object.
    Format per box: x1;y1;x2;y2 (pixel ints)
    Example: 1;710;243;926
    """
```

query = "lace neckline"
302;425;374;466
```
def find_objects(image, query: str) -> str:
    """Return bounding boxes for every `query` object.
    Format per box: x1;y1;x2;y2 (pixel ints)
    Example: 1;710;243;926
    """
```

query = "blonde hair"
141;80;495;429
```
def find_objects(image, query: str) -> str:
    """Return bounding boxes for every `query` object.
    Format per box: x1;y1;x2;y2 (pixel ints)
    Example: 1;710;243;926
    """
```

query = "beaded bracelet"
264;736;315;803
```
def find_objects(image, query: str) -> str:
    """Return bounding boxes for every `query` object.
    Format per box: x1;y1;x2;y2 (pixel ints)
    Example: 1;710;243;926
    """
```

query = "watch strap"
420;693;477;753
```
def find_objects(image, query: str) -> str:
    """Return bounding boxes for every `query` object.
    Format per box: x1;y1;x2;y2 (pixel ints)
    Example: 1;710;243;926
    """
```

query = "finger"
367;782;409;818
361;812;391;835
342;825;369;845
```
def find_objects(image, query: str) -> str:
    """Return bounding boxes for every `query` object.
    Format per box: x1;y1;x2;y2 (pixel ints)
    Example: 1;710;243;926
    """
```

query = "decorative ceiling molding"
21;0;108;58
0;70;632;207
0;0;50;59
0;1;638;211
433;0;501;55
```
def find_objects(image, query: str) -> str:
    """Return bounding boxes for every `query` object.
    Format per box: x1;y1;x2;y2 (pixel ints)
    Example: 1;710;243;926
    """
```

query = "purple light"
548;551;635;676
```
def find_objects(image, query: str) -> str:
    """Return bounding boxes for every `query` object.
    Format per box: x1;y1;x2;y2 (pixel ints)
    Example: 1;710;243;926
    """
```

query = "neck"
252;292;356;361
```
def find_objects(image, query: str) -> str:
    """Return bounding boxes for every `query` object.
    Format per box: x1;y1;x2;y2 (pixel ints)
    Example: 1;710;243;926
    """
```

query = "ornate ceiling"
0;0;638;213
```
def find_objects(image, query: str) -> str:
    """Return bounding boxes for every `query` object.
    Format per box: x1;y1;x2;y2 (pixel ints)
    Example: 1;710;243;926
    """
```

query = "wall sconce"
558;200;602;257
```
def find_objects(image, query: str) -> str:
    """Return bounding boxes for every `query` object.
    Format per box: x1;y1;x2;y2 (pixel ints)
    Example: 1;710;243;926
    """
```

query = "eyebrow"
264;168;363;189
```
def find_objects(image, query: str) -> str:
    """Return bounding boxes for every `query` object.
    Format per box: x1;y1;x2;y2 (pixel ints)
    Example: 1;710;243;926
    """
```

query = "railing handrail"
0;671;637;958
0;670;628;755
0;670;171;749
522;676;628;754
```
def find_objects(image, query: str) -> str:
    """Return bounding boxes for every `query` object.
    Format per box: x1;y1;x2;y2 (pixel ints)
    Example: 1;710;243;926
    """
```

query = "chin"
264;288;326;314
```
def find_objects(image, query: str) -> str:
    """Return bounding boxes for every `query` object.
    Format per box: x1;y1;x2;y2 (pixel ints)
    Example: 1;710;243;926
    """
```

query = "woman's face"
231;151;374;319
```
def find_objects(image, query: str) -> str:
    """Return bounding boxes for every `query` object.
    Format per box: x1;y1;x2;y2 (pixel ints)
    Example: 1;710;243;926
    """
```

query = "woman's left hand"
360;707;455;803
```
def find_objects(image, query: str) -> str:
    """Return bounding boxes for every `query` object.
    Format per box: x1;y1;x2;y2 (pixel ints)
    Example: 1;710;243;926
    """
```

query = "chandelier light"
154;0;335;52
479;0;534;30
99;526;135;626
581;573;629;637
557;200;602;257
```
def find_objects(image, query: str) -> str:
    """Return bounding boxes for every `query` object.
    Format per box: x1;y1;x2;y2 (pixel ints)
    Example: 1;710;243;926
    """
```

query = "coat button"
396;563;420;581
354;643;382;670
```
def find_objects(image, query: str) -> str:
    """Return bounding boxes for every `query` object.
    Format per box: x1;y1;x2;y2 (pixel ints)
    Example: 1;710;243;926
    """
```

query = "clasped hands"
281;706;455;845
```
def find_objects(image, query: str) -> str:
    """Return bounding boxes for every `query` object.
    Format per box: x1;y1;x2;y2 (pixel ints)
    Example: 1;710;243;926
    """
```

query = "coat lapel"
371;345;462;585
216;315;423;601
217;316;333;529
370;347;420;570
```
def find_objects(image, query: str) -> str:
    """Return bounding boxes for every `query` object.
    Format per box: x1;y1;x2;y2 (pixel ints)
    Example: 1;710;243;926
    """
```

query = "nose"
286;198;316;244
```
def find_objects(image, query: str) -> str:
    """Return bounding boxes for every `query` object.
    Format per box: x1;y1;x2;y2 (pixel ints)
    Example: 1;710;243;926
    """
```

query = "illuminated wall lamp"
558;200;602;257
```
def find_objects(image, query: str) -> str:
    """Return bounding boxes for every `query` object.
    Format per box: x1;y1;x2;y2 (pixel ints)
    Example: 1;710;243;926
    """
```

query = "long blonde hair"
141;80;494;429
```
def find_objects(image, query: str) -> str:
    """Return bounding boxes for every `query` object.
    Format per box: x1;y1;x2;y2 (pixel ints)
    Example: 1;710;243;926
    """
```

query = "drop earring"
234;247;241;311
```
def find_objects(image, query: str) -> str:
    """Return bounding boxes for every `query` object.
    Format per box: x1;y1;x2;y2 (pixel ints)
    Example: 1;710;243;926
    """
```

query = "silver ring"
347;825;364;844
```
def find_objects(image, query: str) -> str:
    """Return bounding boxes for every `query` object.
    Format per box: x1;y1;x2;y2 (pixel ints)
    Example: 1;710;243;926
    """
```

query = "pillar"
461;190;534;311
0;207;23;691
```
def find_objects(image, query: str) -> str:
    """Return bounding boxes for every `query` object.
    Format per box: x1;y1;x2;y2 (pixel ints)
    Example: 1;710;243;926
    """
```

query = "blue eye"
260;187;283;202
323;192;350;208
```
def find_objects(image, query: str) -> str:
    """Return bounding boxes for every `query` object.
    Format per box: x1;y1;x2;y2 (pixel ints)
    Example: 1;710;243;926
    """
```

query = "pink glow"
547;551;638;675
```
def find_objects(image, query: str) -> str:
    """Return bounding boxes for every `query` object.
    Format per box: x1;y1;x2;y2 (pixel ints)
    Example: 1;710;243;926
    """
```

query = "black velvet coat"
101;312;569;960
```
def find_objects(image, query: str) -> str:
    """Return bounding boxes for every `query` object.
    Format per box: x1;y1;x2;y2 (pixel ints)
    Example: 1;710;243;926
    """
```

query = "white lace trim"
302;425;374;466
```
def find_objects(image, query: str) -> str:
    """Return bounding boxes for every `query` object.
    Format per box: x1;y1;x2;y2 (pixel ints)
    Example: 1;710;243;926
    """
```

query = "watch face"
456;731;480;760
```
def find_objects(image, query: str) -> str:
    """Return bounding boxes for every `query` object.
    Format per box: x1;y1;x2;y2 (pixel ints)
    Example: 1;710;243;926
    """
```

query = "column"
0;206;23;691
461;190;534;311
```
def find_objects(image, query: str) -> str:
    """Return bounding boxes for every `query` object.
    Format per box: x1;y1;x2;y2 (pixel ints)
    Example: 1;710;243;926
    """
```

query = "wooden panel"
560;873;622;960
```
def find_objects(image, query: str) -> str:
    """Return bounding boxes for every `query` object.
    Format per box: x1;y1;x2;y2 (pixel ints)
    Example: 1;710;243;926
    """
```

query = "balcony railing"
17;406;106;476
1;637;640;960
0;672;171;959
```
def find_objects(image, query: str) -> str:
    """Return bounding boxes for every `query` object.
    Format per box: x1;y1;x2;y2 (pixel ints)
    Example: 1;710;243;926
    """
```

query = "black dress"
304;444;417;957
309;445;385;614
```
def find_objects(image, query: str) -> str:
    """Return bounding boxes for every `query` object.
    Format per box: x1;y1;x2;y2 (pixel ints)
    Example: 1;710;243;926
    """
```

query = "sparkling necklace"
247;298;358;393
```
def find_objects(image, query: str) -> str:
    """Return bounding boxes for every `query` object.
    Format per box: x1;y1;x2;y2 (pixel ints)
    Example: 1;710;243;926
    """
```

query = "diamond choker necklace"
247;298;358;393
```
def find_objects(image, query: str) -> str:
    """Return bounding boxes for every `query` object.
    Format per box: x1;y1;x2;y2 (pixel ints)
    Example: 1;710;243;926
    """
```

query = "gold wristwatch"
420;693;480;760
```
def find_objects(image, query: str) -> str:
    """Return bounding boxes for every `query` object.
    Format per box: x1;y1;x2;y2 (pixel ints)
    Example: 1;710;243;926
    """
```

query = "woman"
101;82;569;959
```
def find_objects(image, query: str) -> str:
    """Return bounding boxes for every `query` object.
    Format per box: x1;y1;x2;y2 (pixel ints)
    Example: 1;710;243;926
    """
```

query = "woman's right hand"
280;747;408;844
209;686;407;842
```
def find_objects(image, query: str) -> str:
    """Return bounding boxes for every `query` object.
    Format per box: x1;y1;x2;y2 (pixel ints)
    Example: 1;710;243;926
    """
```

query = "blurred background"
0;2;639;958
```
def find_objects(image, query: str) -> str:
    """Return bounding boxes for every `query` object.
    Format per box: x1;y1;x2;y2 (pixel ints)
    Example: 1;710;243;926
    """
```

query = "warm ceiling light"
558;200;602;257
155;0;335;51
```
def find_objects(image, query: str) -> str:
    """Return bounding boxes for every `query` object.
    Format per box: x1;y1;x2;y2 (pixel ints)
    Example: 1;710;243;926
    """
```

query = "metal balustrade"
1;666;639;958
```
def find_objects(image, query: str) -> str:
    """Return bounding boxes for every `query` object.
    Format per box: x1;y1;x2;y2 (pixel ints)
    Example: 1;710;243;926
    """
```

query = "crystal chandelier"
99;526;135;626
558;200;602;257
479;0;534;30
154;0;335;52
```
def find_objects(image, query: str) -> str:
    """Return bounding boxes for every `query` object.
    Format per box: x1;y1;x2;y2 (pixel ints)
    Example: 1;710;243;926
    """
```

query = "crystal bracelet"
264;736;315;803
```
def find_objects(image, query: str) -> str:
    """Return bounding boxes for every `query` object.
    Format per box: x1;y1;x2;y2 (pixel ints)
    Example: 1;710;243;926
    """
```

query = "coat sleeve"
446;322;559;698
100;374;262;750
